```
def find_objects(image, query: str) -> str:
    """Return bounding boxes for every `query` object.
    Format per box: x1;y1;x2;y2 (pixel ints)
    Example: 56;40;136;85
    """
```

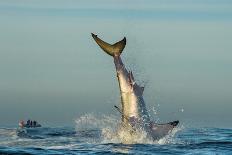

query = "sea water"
0;114;232;154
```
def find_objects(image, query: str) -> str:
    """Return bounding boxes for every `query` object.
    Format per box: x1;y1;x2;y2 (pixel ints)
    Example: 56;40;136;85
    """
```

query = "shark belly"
115;59;136;122
114;56;149;126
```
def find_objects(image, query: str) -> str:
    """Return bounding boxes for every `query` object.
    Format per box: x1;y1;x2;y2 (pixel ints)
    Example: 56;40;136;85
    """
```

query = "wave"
1;114;232;154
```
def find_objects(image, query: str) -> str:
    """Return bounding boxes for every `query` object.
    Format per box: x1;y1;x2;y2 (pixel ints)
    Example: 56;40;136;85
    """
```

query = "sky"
0;0;232;127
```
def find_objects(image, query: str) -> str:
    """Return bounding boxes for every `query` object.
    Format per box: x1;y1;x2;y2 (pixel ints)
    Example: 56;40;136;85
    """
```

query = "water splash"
74;113;182;144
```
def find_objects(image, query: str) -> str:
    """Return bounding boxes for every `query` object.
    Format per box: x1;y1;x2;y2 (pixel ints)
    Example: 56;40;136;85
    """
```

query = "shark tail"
91;33;126;57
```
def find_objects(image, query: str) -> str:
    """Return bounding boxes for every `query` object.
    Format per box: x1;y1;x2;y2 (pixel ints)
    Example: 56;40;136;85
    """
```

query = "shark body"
91;33;179;140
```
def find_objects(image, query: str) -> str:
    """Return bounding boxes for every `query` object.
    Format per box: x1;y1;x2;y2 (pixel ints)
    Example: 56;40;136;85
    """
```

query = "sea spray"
75;113;181;144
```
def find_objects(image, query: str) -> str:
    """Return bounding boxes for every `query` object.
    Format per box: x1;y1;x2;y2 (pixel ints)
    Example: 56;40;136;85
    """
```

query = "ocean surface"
0;115;232;155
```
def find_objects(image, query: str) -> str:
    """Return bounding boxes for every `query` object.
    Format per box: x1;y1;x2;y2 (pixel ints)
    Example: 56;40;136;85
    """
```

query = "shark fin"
128;71;135;86
129;71;135;83
91;33;126;57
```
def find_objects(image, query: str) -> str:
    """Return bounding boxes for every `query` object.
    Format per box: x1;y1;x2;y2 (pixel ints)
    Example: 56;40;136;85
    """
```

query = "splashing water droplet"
75;113;182;144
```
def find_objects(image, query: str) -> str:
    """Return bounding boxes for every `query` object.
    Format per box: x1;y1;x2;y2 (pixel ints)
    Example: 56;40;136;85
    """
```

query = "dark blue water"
1;116;232;155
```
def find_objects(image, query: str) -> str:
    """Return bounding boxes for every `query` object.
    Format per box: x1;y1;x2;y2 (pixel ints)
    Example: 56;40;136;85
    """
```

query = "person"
19;120;24;128
27;119;30;126
30;120;33;127
33;121;37;127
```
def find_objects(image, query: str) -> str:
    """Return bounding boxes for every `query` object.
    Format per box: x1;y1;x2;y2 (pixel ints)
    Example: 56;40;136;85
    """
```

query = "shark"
91;33;179;140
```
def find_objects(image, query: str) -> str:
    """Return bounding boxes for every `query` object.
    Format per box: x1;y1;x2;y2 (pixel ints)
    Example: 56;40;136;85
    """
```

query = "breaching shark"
91;33;179;140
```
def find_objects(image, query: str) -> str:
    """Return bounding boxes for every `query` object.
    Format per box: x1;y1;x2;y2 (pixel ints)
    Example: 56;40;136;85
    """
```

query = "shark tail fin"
91;33;126;57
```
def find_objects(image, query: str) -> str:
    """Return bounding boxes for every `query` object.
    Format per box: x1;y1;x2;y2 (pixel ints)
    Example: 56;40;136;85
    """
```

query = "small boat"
19;120;42;128
23;124;42;128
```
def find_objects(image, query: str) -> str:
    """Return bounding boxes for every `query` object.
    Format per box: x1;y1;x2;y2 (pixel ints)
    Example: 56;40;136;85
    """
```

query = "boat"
19;120;42;128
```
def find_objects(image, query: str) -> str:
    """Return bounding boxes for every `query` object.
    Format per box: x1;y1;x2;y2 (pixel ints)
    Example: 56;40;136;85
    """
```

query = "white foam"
46;144;77;149
75;113;183;145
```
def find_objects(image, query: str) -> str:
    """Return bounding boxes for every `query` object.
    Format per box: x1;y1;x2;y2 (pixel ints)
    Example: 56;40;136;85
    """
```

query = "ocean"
0;115;232;155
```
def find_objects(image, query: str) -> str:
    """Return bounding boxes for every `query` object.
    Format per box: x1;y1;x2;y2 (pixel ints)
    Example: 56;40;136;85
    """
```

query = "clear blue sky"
0;0;232;127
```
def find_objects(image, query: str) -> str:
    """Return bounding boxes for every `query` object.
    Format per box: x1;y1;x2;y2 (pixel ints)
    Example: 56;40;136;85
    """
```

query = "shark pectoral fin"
91;33;126;57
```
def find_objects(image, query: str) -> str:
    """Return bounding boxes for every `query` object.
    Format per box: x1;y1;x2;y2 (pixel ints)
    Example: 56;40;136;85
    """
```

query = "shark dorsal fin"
128;71;135;85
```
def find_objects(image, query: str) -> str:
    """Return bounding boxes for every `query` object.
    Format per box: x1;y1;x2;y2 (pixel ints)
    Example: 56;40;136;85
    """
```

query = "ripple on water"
0;115;232;154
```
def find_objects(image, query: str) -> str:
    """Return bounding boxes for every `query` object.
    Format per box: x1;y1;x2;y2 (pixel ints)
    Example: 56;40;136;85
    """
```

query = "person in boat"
33;121;37;127
26;119;30;126
19;120;25;128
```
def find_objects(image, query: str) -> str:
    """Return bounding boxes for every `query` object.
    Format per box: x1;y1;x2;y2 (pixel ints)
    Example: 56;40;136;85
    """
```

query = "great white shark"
91;33;179;140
